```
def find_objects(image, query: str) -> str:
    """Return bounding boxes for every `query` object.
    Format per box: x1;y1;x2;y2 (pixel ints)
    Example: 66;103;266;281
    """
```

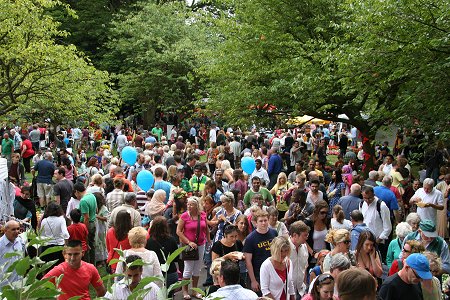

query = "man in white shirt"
409;178;444;224
360;185;392;262
209;124;217;144
72;127;82;151
379;154;394;175
250;159;270;186
289;221;310;298
105;255;159;300
229;136;242;161
115;132;128;154
350;127;357;147
0;220;25;288
209;260;258;300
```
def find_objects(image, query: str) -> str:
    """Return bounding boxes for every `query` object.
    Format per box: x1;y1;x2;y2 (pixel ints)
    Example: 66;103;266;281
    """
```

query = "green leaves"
0;0;118;124
103;1;207;122
202;0;449;142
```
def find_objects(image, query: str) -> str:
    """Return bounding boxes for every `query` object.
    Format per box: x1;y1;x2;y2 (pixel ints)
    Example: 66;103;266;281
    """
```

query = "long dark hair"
150;216;170;240
43;202;63;218
311;273;335;300
114;211;132;241
355;230;377;260
93;192;105;210
333;168;343;184
61;157;73;170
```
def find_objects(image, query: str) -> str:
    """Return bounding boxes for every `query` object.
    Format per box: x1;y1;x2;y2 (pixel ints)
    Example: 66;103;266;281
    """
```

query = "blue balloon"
63;137;69;145
136;170;154;192
241;157;256;174
121;146;137;165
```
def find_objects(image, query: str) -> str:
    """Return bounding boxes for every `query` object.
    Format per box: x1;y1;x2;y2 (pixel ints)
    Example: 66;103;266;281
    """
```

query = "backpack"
359;199;382;220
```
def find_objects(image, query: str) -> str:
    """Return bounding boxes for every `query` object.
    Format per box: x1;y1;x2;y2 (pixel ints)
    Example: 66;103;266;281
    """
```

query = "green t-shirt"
79;193;97;223
1;138;13;155
243;188;274;207
151;127;163;141
180;178;193;193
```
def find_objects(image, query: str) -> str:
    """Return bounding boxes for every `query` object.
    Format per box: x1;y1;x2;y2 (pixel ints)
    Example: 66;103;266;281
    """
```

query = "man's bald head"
4;220;20;242
350;183;361;195
308;171;319;181
5;220;19;229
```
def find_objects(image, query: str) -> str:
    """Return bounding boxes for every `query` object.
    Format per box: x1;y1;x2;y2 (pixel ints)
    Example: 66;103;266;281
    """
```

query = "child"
67;209;88;258
308;250;330;286
66;193;80;220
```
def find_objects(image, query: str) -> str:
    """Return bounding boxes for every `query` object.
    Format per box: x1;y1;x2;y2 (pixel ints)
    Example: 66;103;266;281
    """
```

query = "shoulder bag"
181;214;201;261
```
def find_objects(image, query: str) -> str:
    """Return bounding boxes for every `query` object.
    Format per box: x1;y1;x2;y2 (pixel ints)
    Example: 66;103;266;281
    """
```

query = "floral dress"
328;182;346;217
95;204;109;262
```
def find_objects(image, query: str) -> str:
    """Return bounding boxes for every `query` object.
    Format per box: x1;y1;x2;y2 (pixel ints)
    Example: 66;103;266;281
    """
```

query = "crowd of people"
0;121;449;300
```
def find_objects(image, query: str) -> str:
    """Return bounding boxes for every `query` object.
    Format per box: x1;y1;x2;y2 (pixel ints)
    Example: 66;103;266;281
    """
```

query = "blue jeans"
203;247;213;284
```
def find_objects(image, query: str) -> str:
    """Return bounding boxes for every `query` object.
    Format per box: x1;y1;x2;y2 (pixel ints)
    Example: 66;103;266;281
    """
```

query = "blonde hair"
270;236;291;261
167;165;177;179
90;174;103;186
253;208;269;222
221;160;231;170
423;251;441;273
210;258;225;283
187;196;203;212
325;229;350;246
220;192;234;205
128;226;148;248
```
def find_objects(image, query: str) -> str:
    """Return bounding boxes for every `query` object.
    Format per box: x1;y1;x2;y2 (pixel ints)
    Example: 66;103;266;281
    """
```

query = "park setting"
0;0;449;299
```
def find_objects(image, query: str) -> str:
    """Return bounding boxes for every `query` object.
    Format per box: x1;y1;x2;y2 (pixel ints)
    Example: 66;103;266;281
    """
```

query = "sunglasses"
318;273;334;284
409;266;420;279
342;240;351;245
402;248;411;253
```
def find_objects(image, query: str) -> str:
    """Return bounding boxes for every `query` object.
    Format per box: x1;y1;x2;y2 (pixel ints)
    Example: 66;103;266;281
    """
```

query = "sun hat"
420;220;438;238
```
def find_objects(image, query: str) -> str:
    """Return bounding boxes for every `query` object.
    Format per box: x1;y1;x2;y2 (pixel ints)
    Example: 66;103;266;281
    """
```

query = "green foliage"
0;230;62;300
0;0;118;124
103;1;207;123
201;0;449;138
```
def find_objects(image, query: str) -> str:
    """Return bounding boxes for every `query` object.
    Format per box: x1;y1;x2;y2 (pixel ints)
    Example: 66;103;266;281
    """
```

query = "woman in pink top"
176;196;210;300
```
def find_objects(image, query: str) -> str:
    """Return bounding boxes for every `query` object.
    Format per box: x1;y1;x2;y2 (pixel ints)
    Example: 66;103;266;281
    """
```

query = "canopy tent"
286;115;331;126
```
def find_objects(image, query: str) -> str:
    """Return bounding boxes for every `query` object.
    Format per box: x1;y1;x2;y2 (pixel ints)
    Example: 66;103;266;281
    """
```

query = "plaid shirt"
106;188;124;212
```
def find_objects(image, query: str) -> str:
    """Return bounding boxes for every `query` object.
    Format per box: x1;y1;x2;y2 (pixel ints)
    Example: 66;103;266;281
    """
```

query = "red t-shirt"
44;261;103;300
21;139;35;158
275;268;287;300
106;227;131;271
67;223;89;252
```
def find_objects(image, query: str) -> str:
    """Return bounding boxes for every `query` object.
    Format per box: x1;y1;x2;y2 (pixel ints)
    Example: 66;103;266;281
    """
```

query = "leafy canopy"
0;0;118;124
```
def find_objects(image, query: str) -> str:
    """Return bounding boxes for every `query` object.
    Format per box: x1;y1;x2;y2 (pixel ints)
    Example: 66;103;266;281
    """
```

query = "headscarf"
146;189;166;217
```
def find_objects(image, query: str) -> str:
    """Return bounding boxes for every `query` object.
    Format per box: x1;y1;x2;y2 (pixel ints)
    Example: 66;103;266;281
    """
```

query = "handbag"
181;214;201;261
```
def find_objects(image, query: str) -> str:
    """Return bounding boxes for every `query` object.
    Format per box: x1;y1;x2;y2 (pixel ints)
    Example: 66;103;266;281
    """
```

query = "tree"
103;1;207;126
0;0;117;124
201;0;449;173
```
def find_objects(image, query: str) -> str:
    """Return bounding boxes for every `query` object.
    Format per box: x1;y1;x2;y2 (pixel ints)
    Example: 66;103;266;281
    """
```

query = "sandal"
183;295;191;300
192;293;203;299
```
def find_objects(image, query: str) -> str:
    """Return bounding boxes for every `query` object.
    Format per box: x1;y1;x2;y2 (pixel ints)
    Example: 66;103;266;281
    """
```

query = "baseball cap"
406;253;432;280
420;220;438;238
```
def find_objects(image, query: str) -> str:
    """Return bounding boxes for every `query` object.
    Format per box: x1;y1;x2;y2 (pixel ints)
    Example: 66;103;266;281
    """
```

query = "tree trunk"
142;105;156;128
